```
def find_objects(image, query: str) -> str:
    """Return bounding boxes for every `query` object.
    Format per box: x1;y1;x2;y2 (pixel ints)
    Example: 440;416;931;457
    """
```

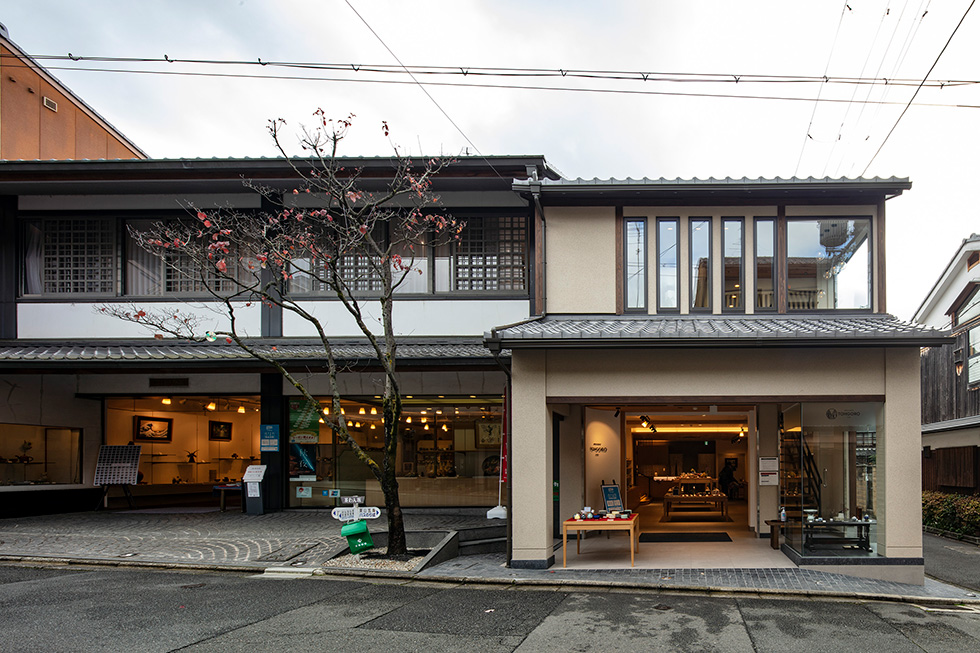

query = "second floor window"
23;218;116;296
755;218;776;311
657;219;679;311
786;218;871;310
624;219;647;311
723;219;743;310
690;218;711;311
453;216;527;291
126;220;241;296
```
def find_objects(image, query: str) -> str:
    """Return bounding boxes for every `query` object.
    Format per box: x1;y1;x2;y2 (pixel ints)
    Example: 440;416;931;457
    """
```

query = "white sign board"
759;471;779;486
331;506;381;521
247;482;260;497
341;495;365;504
759;457;778;472
242;465;267;482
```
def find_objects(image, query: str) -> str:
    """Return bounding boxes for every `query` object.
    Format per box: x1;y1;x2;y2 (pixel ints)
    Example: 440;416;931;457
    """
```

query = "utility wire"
344;0;501;178
14;62;980;110
860;0;975;175
7;52;978;88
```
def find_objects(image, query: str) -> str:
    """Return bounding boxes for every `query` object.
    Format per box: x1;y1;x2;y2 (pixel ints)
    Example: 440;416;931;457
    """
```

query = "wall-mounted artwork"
209;421;233;442
134;416;173;443
476;423;502;449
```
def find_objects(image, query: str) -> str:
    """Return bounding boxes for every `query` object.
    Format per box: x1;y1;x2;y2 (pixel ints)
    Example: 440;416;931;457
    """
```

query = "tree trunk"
382;466;407;555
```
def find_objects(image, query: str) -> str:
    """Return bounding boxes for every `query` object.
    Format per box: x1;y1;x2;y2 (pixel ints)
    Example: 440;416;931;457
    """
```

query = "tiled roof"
0;339;499;365
529;175;910;187
486;314;949;348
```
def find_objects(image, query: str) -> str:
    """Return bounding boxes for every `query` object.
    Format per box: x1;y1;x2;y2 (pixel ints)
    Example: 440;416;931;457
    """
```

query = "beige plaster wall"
510;351;554;565
922;428;980;449
881;347;923;559
544;348;886;398
584;408;621;509
544;206;617;314
557;405;585;528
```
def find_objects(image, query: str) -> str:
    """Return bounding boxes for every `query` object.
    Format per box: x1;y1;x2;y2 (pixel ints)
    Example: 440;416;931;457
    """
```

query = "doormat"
639;532;732;543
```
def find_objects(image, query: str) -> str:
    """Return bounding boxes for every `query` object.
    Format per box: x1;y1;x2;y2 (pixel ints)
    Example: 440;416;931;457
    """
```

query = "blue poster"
601;484;624;512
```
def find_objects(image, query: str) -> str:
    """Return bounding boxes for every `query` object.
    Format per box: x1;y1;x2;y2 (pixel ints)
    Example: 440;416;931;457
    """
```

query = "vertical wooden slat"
615;206;624;315
534;202;545;315
776;205;787;313
877;200;887;313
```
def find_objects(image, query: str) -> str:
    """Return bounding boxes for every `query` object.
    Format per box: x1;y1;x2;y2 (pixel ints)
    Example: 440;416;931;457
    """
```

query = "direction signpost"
331;495;380;553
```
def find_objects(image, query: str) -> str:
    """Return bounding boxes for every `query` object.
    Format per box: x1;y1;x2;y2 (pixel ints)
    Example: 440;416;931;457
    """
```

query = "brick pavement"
0;509;977;604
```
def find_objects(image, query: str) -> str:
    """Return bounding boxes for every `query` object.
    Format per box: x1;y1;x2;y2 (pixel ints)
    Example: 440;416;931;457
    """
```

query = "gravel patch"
322;551;428;572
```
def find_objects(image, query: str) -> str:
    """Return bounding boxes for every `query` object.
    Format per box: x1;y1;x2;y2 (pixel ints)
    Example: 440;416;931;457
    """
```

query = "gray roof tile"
486;314;949;347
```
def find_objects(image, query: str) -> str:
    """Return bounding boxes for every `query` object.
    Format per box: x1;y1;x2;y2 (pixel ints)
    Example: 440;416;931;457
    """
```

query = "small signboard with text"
260;424;279;452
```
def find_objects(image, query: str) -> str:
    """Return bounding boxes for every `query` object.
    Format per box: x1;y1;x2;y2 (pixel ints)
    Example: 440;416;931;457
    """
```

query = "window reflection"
786;219;870;310
723;219;743;310
658;220;678;310
625;219;646;310
690;219;711;310
755;219;775;310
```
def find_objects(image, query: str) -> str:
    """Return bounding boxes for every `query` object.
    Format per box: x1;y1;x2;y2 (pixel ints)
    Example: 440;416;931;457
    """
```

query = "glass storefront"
288;396;506;508
105;396;261;485
780;402;879;557
0;423;81;486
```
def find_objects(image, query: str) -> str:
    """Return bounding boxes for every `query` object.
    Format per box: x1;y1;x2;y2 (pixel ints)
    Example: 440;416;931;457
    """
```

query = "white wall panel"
18;302;261;339
281;299;529;338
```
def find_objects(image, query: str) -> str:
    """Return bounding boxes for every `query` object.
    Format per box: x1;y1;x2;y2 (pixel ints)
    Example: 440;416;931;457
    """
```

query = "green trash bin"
340;519;374;554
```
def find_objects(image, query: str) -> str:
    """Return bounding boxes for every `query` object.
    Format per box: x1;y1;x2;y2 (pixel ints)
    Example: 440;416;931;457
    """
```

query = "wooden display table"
562;514;640;568
663;493;728;519
764;519;785;549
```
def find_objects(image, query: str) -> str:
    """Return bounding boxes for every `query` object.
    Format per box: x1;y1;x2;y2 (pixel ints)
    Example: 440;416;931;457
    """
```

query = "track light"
161;398;172;405
614;407;620;417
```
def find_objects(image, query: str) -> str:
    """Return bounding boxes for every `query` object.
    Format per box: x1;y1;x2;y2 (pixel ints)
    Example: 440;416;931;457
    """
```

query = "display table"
763;519;786;550
212;483;242;512
803;519;876;551
663;494;728;518
562;514;640;568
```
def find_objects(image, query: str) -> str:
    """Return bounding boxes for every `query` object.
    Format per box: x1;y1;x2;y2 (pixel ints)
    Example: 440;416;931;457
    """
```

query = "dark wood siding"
923;446;979;493
921;329;980;425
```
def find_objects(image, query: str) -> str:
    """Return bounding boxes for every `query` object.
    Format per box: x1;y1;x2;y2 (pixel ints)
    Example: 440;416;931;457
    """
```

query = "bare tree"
102;112;461;555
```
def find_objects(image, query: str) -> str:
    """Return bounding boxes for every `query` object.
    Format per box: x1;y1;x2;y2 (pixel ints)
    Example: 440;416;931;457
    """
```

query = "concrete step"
459;536;506;555
457;525;507;543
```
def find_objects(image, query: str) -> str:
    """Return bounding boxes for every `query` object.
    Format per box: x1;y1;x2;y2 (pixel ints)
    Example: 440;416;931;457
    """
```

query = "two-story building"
0;156;558;515
488;175;947;584
914;234;980;495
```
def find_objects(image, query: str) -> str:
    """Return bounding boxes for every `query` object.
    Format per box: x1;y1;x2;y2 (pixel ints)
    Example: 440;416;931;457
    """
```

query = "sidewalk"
0;509;976;604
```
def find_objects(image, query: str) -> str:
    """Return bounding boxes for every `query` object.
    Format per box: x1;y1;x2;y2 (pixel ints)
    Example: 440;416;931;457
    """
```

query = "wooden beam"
877;199;887;314
777;205;787;313
615;206;624;315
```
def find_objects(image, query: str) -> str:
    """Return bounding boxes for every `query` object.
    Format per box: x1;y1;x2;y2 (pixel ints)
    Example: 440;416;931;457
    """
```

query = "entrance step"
459;536;507;555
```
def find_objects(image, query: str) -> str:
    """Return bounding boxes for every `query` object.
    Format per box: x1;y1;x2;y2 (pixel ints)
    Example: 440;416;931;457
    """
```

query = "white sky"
3;0;978;320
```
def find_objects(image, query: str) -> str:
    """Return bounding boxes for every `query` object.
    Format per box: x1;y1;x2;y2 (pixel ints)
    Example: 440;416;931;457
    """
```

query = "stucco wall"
544;207;617;314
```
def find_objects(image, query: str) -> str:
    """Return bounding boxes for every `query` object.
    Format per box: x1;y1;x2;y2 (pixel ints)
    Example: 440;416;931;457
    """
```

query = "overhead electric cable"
860;0;975;175
17;62;980;110
795;1;852;177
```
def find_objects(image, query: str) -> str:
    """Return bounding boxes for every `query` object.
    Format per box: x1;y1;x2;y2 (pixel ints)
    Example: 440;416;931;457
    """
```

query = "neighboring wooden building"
0;22;144;160
915;234;980;495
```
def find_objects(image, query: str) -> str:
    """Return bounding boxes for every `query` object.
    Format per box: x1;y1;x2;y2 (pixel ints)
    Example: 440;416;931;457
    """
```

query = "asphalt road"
924;532;980;592
2;565;980;652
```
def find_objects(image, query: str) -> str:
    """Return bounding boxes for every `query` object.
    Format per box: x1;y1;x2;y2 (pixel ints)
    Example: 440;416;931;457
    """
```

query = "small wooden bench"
763;519;785;550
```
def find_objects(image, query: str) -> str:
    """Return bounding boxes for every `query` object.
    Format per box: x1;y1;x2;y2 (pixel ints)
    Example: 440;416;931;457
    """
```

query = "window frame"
623;217;648;313
20;214;120;298
784;216;874;312
754;217;777;313
655;217;680;313
689;216;713;312
721;217;745;313
451;214;529;294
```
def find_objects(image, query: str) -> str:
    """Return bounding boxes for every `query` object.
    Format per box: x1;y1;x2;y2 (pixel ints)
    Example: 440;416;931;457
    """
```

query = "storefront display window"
105;396;260;485
288;396;506;508
0;424;81;486
780;402;879;557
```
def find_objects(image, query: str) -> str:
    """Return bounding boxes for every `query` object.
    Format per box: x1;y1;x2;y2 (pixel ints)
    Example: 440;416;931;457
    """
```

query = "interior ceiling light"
354;422;361;428
238;405;246;414
319;417;325;424
441;424;448;431
206;401;216;411
347;420;353;427
406;416;412;423
161;398;172;405
359;407;366;415
421;417;427;423
370;407;377;415
323;407;330;415
424;424;430;430
370;424;376;430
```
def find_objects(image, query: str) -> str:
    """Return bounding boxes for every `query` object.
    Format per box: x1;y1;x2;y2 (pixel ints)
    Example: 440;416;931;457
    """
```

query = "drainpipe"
486;335;513;567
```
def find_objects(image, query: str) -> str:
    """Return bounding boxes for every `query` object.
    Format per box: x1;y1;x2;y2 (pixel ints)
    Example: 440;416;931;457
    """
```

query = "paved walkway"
0;509;977;604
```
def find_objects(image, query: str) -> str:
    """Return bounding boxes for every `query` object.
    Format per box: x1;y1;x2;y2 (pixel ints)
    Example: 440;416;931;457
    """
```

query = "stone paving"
0;509;977;604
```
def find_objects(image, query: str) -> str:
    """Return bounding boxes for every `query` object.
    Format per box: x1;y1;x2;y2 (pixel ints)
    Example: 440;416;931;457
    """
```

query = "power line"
13;61;980;111
861;0;975;175
8;52;979;88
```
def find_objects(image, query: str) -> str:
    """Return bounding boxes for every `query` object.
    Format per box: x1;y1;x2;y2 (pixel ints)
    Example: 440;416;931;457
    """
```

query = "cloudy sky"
3;0;978;320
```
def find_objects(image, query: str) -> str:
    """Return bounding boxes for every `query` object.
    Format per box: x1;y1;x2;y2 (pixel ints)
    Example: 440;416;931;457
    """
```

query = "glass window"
723;219;743;310
957;287;980;326
287;396;506;509
624;219;647;311
780;402;879;558
454;216;527;292
690;218;711;310
125;220;242;296
786;219;871;310
755;219;775;311
969;328;980;385
22;218;116;295
0;424;81;485
657;219;679;310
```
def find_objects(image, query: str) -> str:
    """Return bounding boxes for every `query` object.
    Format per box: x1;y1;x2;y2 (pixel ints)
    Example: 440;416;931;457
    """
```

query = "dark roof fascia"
492;336;948;350
922;414;980;434
513;177;912;205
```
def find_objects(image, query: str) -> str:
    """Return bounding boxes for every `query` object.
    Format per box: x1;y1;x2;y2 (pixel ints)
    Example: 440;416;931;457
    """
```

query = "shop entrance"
568;404;792;570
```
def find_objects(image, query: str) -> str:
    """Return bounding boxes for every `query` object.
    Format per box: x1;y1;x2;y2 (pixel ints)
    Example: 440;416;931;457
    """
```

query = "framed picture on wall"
134;416;173;442
209;421;233;442
476;422;502;449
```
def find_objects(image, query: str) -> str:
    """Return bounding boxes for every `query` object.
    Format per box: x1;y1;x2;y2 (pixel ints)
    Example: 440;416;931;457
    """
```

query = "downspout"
486;334;513;567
